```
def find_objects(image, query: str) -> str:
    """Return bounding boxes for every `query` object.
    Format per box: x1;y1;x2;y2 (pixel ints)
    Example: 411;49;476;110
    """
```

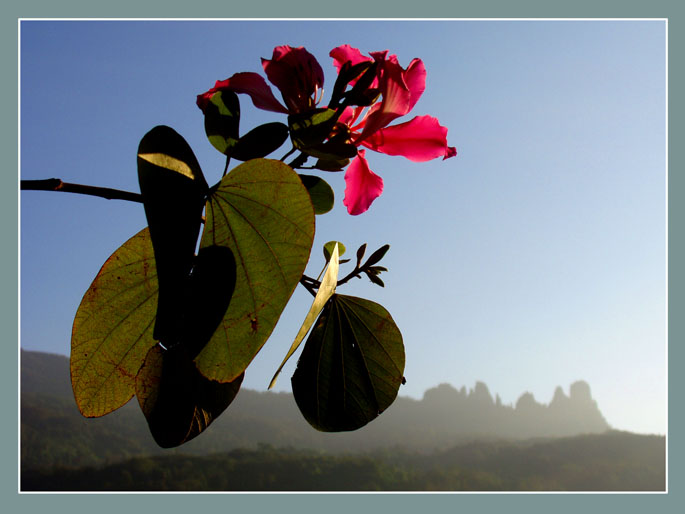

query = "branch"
21;178;143;203
300;267;362;291
336;266;365;287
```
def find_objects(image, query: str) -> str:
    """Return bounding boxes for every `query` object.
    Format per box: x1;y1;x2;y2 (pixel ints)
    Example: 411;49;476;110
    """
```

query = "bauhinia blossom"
261;45;325;113
330;45;457;215
197;45;324;115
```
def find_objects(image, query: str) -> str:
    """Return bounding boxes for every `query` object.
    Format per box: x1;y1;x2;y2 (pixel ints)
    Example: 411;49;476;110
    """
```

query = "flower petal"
356;54;414;142
360;115;457;162
330;45;373;74
338;105;365;130
343;150;384;215
197;72;288;114
262;45;324;113
444;145;458;160
403;58;426;113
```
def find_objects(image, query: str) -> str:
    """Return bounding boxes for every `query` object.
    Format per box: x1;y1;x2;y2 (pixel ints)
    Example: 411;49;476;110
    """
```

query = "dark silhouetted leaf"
136;344;243;448
356;243;367;267
137;125;208;343
291;118;356;165
291;294;405;432
345;87;381;107
232;122;289;161
365;271;385;287
179;245;237;356
299;174;334;214
343;62;380;106
194;158;316;382
306;139;358;162
289;108;338;152
203;90;240;155
329;60;374;106
314;157;350;172
364;244;390;267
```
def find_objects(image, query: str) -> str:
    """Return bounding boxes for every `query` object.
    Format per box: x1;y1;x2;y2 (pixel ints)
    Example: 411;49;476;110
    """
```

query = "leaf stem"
280;146;297;162
21;178;143;203
299;276;318;297
287;152;309;169
301;263;365;291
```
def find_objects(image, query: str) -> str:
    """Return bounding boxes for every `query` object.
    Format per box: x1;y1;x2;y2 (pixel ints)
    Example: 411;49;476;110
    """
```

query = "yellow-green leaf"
71;232;237;419
195;158;316;382
323;240;346;262
268;242;340;389
71;228;159;418
203;90;240;155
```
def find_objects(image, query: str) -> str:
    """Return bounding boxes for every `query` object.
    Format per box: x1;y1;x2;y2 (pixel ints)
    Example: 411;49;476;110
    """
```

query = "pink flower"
261;45;325;113
197;45;324;115
330;45;457;215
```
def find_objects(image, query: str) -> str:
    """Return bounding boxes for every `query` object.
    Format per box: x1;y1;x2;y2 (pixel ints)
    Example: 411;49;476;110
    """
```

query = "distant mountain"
21;350;611;469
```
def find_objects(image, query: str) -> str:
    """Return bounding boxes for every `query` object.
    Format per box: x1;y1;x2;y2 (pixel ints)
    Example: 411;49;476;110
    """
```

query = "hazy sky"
19;20;666;434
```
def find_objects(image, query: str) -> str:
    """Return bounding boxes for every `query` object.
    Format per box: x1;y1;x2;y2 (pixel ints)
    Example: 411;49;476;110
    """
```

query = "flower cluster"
198;45;456;215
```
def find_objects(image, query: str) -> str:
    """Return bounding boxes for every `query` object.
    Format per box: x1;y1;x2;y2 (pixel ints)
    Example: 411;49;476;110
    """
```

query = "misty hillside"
22;349;614;469
20;350;665;492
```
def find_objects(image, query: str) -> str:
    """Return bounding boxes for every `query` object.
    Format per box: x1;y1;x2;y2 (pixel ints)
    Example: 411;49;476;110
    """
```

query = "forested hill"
23;432;666;491
22;349;617;469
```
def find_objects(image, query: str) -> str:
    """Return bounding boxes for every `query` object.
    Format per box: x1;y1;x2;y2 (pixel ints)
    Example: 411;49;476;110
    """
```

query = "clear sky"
19;20;666;435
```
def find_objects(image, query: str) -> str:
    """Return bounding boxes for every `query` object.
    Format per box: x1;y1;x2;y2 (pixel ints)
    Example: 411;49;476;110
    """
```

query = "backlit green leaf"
203;90;241;155
291;294;405;432
323;240;346;262
71;228;159;418
71;233;238;419
195;158;316;382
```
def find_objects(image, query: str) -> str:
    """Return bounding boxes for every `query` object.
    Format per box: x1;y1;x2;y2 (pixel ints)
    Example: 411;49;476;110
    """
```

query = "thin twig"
21;178;143;203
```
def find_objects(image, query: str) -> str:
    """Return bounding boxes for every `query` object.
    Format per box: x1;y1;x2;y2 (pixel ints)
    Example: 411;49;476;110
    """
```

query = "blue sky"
19;20;666;434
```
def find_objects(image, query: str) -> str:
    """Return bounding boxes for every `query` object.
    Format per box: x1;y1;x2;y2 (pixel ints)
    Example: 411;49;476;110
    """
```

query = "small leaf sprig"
300;242;390;296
